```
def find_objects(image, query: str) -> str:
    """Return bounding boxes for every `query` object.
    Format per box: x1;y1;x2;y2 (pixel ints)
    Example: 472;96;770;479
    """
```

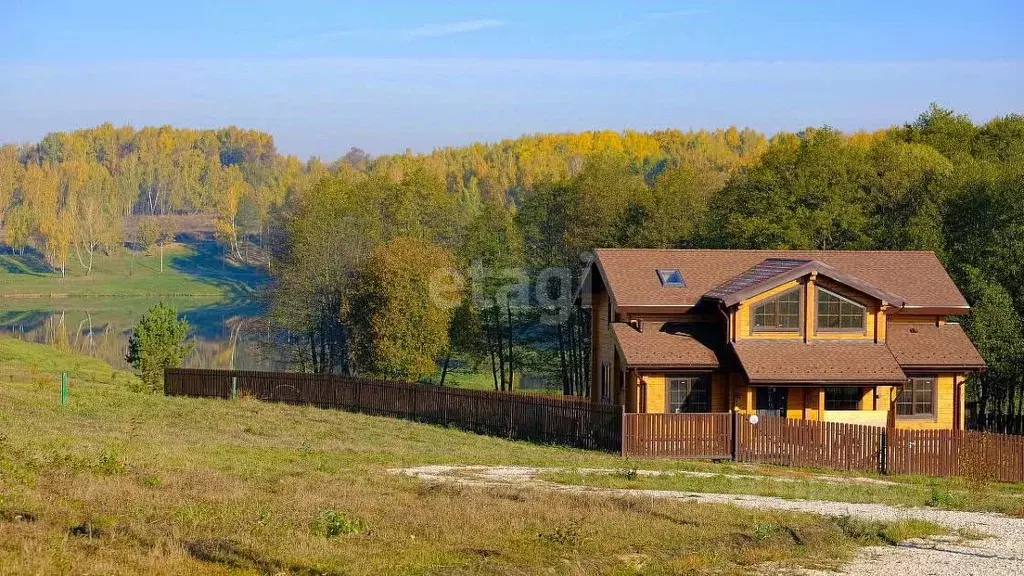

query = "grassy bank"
0;338;946;574
0;242;265;299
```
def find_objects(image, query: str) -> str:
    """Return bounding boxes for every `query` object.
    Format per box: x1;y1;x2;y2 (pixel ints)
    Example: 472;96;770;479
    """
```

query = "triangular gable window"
657;269;685;287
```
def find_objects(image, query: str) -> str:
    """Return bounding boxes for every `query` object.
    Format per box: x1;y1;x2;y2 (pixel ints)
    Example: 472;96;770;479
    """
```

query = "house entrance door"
755;387;788;418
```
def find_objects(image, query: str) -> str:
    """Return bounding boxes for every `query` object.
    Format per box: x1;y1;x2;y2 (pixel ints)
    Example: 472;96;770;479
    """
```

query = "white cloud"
402;20;504;39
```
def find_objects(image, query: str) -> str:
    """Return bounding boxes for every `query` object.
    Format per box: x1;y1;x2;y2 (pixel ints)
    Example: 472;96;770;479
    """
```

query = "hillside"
0;338;937;574
0;238;265;299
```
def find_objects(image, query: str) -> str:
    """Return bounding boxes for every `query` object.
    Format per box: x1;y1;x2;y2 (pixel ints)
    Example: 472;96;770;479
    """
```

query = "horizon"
2;0;1022;158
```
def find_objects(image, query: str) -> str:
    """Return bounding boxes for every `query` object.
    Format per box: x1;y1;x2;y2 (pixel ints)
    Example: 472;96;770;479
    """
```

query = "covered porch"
731;384;891;427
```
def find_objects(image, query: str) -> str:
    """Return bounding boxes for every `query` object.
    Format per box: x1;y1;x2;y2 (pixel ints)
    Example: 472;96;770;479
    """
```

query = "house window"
657;268;686;287
752;288;801;332
666;375;710;413
817;287;866;331
825;387;862;411
896;377;935;418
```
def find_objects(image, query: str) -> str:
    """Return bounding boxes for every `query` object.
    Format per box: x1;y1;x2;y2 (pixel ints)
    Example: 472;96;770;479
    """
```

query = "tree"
709;129;873;249
348;236;456;380
137;218;160;253
126;303;194;392
463;201;525;391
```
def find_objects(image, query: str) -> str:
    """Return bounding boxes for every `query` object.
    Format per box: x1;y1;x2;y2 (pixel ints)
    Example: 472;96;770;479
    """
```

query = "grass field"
541;468;1024;517
0;338;952;574
0;242;265;299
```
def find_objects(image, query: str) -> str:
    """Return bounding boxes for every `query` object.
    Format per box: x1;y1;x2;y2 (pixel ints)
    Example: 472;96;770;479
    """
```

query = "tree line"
265;105;1024;428
2;106;1023;425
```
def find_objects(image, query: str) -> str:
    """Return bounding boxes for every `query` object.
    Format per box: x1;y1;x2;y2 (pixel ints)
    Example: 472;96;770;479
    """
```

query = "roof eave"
894;305;972;316
746;378;908;386
900;364;987;373
628;363;720;371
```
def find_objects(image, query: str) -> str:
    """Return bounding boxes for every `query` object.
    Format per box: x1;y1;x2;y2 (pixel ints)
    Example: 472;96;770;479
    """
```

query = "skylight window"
657;268;686;287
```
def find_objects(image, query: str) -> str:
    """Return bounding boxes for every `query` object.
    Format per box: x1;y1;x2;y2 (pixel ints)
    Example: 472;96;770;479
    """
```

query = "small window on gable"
751;287;801;332
817;287;866;331
657;269;685;287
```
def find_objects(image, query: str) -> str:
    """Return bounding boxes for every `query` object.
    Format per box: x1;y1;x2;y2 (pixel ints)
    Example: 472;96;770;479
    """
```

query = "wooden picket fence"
624;413;1024;483
165;369;1024;483
164;368;622;451
622;413;732;459
736;415;883;472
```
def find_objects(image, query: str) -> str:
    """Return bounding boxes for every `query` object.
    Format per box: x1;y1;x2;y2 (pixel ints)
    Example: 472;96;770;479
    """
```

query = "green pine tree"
126;303;194;392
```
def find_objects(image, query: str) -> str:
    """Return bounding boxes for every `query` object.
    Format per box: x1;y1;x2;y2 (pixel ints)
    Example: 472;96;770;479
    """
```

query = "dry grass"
0;338;945;574
541;468;1024;516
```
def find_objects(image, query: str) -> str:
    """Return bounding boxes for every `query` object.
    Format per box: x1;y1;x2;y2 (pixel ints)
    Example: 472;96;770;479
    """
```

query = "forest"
0;105;1022;424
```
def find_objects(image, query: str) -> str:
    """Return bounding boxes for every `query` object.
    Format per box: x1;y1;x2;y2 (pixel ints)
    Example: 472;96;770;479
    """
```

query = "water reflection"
0;298;269;371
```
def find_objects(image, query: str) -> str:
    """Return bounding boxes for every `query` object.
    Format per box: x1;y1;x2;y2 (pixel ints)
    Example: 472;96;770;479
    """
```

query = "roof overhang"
900;365;987;373
745;379;907;386
616;304;695;314
894;305;971;316
730;340;908;385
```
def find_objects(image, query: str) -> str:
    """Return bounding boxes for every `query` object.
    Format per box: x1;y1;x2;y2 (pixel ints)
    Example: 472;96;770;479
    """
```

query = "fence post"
879;428;888;475
231;376;237;400
411;384;417;422
620;405;626;456
60;371;68;406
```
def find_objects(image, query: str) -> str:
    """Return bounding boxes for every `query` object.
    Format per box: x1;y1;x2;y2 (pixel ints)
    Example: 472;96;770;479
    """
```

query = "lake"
0;296;270;371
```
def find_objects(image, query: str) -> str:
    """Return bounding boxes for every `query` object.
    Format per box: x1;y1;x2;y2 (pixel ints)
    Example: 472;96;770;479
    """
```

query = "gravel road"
393;465;1024;575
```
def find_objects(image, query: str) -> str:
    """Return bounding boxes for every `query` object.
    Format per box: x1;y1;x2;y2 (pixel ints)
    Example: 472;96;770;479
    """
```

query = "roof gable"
704;258;906;308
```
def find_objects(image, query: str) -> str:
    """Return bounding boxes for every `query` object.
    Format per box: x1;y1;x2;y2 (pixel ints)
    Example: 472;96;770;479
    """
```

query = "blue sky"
1;0;1022;158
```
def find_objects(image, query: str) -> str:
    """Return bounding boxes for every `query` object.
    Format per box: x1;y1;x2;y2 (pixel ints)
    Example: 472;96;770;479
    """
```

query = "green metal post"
60;371;68;405
231;376;238;400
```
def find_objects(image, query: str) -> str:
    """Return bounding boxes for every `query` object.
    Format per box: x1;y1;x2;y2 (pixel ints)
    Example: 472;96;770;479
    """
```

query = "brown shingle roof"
611;322;721;369
886;323;986;370
731;340;907;384
705;258;810;299
594;249;968;310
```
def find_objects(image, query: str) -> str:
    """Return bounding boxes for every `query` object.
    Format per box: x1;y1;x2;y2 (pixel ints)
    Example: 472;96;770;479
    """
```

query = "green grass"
425;364;564;395
0;243;264;299
0;338;951;574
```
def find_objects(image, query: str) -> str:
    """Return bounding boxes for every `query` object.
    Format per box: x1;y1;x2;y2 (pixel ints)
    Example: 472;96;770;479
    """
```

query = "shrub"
538;523;583;546
310;509;366;538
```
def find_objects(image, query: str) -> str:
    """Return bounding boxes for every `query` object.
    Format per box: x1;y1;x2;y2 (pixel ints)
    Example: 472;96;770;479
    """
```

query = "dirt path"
393;465;1024;575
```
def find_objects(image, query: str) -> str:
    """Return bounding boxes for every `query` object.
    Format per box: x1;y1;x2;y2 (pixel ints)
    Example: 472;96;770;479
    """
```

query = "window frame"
824;387;863;411
665;374;711;413
657;268;686;287
895;377;937;420
750;287;803;334
815;287;867;334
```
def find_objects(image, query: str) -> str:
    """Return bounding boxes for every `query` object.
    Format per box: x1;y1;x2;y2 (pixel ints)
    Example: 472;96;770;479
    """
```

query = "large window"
752;288;801;332
896;378;935;418
825;387;863;411
667;375;710;413
817;288;866;331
